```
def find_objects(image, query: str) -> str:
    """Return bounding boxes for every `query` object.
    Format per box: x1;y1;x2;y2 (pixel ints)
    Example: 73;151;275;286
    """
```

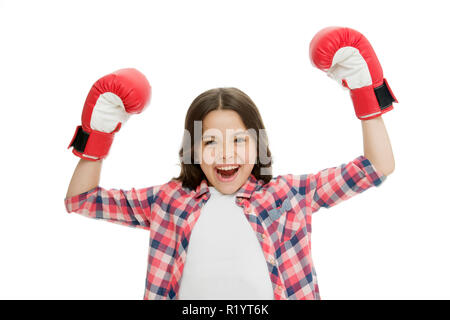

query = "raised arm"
64;68;154;229
310;27;397;176
290;26;398;214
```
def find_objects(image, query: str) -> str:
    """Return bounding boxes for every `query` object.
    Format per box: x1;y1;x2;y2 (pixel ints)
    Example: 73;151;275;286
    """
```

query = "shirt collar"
194;173;261;199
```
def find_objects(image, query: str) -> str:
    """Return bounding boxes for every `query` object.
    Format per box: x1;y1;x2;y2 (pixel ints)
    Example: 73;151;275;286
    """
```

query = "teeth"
216;165;239;171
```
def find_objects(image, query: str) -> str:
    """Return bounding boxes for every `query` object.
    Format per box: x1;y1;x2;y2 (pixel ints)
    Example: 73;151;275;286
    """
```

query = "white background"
1;0;449;299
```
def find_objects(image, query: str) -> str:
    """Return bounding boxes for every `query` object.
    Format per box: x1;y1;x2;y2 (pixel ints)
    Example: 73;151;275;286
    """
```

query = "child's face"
196;109;257;195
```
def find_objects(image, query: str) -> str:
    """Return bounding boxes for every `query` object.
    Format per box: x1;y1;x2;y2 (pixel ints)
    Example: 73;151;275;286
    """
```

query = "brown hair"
172;87;273;190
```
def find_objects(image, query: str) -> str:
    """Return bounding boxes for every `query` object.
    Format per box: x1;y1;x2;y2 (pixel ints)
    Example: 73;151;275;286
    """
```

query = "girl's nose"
217;143;236;161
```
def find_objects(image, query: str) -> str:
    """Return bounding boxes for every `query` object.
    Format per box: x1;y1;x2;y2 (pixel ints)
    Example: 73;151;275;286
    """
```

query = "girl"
65;27;395;300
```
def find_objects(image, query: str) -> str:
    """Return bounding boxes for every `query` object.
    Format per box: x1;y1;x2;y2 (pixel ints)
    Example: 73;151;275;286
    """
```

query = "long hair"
172;87;273;190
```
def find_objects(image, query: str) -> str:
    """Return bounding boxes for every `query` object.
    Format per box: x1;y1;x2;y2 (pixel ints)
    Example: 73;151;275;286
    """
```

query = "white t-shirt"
178;186;274;300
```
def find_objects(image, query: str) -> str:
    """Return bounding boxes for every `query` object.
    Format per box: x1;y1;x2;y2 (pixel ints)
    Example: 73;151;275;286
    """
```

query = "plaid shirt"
64;155;385;300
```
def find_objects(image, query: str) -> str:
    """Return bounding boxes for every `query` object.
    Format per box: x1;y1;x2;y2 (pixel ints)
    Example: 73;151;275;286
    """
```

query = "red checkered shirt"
64;155;385;300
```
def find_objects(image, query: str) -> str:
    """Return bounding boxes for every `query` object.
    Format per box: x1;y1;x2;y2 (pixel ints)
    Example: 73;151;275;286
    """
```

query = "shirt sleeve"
64;184;162;230
293;155;386;214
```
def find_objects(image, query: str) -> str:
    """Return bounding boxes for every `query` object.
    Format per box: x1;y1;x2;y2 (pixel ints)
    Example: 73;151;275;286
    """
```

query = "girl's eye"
204;137;246;145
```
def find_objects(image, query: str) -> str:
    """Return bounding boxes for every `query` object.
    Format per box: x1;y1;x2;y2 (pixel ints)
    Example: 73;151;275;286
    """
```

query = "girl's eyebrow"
202;130;247;139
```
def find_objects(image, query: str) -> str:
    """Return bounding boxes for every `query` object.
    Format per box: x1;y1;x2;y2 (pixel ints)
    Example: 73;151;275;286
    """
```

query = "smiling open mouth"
215;165;240;182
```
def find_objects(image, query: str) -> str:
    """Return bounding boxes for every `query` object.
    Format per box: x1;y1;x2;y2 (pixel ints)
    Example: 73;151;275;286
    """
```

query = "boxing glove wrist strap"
68;125;114;161
351;78;397;120
374;79;397;111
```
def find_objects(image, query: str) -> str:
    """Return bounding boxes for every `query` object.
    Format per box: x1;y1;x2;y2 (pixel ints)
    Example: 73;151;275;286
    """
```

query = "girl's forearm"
66;159;103;198
361;117;395;176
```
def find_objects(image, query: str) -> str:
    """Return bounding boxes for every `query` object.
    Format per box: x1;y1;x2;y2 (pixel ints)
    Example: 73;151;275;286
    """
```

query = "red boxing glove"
68;68;151;160
309;27;397;120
